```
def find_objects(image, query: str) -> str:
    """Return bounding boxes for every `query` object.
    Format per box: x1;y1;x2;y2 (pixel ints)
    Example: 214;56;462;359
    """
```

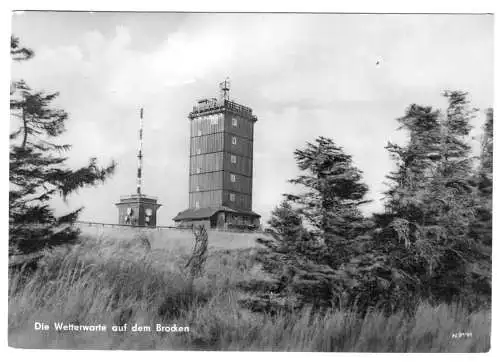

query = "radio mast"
137;107;144;195
115;106;161;227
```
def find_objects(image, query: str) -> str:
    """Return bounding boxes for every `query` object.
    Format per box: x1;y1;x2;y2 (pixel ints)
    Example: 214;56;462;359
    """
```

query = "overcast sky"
11;12;493;225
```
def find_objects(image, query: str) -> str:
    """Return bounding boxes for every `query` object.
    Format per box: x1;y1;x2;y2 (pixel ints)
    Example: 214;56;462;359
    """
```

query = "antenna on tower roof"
219;78;231;101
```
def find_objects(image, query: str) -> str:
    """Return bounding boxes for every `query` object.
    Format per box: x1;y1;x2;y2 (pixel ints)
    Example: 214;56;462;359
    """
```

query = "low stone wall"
74;221;190;231
75;221;271;251
74;221;263;234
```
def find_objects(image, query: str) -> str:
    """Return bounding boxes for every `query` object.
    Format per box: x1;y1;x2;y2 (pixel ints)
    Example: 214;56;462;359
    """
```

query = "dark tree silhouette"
9;36;116;256
284;137;372;267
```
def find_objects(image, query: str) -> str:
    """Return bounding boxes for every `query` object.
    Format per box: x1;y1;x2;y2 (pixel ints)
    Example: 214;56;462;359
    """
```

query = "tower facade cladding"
173;83;260;230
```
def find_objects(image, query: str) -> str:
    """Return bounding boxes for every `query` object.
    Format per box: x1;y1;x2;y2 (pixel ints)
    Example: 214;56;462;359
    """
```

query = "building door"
217;213;226;229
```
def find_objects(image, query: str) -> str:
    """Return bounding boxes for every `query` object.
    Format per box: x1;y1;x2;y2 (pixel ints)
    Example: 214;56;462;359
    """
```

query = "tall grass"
8;235;491;351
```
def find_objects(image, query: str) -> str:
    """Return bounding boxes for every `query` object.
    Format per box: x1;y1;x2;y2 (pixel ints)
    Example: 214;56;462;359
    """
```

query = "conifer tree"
479;108;494;177
284;137;371;266
471;108;493;246
11;35;34;61
381;91;487;303
9;36;116;256
265;199;310;253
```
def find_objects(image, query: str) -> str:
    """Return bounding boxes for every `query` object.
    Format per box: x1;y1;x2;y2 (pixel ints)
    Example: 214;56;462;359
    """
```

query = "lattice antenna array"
219;78;231;100
136;107;144;195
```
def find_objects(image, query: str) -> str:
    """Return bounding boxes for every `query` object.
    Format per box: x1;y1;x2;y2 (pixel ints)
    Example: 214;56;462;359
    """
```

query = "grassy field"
8;229;491;351
77;224;266;252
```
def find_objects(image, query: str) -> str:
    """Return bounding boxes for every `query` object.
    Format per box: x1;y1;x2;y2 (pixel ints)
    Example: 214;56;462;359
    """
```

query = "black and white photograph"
7;9;494;352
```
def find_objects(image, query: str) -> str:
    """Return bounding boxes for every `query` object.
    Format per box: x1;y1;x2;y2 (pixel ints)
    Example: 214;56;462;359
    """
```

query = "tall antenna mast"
219;78;231;100
136;107;144;195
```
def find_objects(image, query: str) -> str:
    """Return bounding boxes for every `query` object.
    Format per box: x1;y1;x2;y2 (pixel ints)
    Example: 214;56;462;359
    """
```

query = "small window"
231;155;237;163
195;201;200;208
229;193;235;202
196;167;201;174
232;136;237;145
232;117;238;127
197;149;201;155
196;185;200;192
197;130;202;137
230;174;236;182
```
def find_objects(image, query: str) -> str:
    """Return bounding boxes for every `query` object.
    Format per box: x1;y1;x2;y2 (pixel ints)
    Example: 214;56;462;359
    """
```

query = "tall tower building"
173;80;260;229
115;108;161;227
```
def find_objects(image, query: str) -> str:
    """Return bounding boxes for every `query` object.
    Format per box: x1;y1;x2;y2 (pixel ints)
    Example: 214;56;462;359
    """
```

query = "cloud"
11;13;493;225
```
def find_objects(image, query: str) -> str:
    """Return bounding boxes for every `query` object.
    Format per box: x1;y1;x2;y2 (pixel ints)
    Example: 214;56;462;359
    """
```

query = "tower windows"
230;174;236;182
232;117;238;127
231;155;237;163
229;193;235;202
232;136;237;145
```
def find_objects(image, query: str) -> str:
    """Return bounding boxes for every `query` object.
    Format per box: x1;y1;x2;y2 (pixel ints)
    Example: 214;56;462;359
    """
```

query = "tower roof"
115;194;161;206
173;206;260;221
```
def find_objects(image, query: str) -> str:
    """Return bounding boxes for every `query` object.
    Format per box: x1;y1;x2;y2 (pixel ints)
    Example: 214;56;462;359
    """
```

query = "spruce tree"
384;104;442;221
465;108;494;306
11;35;34;61
471;108;493;246
264;199;310;253
253;138;378;311
9;36;116;256
381;91;488;304
284;136;371;267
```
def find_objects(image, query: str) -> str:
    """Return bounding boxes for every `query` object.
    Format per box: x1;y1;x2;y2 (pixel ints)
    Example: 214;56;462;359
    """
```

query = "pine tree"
480;108;494;176
380;91;488;305
264;199;310;253
464;108;494;307
285;137;372;267
9;36;116;256
252;138;379;312
471;108;493;246
384;104;442;221
11;35;34;62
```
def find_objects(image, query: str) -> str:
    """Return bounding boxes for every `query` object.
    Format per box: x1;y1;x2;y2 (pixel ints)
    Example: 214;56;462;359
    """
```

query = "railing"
190;99;256;120
74;221;264;233
74;221;191;230
225;100;254;116
191;99;224;114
